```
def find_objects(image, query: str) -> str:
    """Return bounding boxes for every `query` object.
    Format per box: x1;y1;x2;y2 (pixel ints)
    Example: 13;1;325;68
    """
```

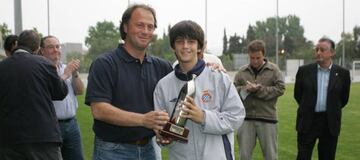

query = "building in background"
60;42;83;62
233;53;249;70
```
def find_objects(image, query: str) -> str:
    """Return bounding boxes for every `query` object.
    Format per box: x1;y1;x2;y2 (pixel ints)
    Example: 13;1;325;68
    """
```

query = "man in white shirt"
41;35;85;160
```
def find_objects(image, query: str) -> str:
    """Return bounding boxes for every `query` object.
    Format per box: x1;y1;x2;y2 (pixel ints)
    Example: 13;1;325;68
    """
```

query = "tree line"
1;15;359;71
221;15;360;70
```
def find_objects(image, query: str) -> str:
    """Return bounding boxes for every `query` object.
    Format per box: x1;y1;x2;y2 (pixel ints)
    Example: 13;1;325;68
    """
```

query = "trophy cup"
160;75;196;143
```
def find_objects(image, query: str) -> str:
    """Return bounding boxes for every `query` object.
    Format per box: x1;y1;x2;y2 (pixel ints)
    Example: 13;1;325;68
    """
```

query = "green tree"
353;25;360;41
247;15;311;59
85;21;120;60
291;40;314;63
220;54;234;71
252;17;284;57
336;32;358;68
147;25;175;63
227;33;246;54
0;23;12;40
246;25;256;44
283;15;307;55
222;28;228;54
353;26;360;57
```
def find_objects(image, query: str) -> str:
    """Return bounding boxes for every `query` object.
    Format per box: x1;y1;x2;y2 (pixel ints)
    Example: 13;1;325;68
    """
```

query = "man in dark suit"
294;37;351;160
0;30;68;159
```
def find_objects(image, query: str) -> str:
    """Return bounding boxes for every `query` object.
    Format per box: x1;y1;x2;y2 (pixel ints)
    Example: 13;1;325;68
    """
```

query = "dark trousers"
296;112;338;160
0;142;62;160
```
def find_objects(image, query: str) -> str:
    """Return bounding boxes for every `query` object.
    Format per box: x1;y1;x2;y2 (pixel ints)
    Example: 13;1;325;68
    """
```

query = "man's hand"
155;130;173;145
245;80;261;92
200;40;226;72
62;59;80;80
142;111;169;130
206;62;227;72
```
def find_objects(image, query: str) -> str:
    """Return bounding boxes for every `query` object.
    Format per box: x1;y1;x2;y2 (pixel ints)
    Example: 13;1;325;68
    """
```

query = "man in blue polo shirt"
85;4;172;160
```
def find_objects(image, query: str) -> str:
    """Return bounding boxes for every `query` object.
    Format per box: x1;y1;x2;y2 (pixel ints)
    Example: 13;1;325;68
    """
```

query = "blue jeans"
58;118;84;160
93;137;156;160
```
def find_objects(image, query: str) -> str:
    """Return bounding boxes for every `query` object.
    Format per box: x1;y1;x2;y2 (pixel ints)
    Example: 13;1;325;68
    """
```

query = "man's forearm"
72;72;84;95
90;102;145;127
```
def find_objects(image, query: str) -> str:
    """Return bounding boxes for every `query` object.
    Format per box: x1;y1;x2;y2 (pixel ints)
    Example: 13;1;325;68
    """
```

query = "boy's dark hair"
247;40;266;55
169;20;204;51
3;35;18;52
120;4;157;40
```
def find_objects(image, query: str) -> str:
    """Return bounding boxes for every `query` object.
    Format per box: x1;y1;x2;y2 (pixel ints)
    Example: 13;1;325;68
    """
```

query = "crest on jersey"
201;90;212;103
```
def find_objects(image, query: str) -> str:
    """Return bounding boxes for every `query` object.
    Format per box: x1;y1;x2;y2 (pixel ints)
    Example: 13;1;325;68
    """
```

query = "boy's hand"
180;96;205;125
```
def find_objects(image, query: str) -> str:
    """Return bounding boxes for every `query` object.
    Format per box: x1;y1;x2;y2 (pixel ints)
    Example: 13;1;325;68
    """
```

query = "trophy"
160;75;196;143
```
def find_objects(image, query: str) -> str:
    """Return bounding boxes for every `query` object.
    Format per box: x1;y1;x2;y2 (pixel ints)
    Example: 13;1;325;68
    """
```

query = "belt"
125;138;150;146
58;117;74;123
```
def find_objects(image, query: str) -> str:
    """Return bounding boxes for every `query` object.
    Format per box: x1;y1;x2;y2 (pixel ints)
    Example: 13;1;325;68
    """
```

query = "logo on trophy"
160;75;196;143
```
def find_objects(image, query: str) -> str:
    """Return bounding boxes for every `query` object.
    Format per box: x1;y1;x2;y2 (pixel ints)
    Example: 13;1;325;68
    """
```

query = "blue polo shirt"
85;44;173;142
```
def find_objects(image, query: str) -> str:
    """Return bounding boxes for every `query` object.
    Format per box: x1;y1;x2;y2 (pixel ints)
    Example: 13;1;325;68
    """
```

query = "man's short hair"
41;35;58;48
119;4;157;40
318;37;335;51
17;30;40;52
247;40;266;55
3;35;18;52
169;20;204;52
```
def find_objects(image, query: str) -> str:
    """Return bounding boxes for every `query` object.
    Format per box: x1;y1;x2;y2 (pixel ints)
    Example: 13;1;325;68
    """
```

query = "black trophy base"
160;122;189;143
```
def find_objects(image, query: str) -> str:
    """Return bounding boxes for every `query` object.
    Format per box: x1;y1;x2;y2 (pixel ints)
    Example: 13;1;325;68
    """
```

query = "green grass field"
76;83;360;160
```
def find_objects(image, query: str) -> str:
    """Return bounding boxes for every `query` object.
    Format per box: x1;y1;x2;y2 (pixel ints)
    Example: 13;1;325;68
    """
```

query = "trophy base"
160;122;189;143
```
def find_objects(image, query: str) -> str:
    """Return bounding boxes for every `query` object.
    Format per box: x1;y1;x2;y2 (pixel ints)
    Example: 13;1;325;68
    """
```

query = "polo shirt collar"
118;44;153;63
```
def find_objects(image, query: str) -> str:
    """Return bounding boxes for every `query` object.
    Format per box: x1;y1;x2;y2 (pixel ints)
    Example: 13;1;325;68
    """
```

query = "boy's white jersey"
154;66;245;160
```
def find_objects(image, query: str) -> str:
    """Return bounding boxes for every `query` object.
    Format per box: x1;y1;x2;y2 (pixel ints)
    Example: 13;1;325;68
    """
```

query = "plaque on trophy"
160;75;196;143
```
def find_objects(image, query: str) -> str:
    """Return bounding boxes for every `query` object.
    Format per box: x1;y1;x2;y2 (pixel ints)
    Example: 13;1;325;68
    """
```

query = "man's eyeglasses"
45;45;61;50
